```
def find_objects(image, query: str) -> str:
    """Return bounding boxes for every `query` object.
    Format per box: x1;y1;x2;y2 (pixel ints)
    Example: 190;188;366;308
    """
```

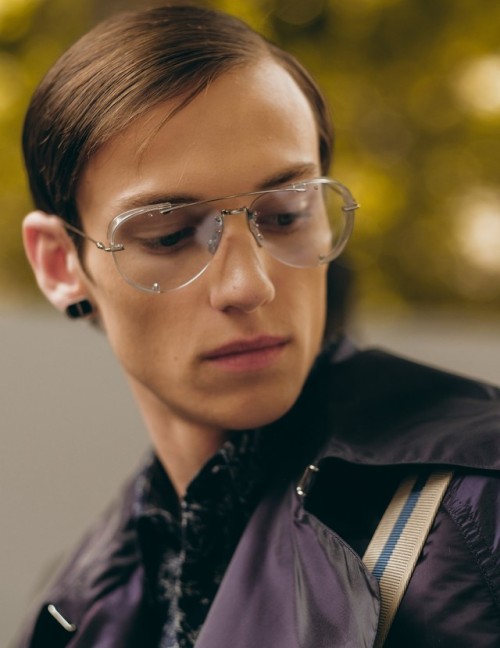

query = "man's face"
76;60;328;435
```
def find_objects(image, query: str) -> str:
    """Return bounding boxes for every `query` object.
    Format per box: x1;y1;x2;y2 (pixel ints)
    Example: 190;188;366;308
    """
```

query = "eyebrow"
110;162;320;214
256;162;320;190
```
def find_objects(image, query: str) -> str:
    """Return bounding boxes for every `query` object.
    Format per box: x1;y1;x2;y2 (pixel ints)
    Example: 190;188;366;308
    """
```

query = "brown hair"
22;4;334;227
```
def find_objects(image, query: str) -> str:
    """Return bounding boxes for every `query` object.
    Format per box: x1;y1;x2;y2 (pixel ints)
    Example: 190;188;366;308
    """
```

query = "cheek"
294;266;328;344
272;264;327;367
90;279;183;374
312;274;328;353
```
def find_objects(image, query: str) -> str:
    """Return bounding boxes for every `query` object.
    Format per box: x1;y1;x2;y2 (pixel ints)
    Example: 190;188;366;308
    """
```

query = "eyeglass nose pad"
207;215;224;255
247;210;264;248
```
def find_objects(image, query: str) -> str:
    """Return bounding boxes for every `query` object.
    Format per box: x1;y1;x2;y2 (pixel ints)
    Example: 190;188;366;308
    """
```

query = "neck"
153;421;227;498
127;379;228;497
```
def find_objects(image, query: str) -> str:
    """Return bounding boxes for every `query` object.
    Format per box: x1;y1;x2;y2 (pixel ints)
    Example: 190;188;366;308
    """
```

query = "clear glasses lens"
112;203;223;292
249;181;349;268
110;180;355;293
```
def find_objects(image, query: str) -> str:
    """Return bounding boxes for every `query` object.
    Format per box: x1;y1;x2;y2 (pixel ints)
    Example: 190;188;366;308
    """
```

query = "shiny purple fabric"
196;482;379;648
15;342;500;648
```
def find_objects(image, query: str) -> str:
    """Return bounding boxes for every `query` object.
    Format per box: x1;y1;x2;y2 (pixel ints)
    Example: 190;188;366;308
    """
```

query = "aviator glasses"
65;177;359;293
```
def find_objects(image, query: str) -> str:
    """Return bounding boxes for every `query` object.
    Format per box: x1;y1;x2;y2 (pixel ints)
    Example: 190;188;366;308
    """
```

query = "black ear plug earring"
65;300;94;319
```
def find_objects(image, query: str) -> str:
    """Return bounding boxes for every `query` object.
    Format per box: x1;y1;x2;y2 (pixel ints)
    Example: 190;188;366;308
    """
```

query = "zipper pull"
296;464;320;498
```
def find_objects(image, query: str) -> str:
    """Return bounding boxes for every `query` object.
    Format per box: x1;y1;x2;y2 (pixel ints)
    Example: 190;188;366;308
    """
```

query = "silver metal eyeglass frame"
64;177;359;292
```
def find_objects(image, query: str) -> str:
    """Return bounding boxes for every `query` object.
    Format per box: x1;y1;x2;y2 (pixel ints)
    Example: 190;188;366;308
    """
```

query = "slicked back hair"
23;4;334;227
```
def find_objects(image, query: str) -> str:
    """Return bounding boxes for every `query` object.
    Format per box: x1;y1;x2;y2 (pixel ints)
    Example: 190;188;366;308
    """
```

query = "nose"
207;215;276;313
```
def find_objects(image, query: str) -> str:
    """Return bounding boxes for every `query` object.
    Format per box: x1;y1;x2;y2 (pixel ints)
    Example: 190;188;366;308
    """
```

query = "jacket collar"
308;338;500;471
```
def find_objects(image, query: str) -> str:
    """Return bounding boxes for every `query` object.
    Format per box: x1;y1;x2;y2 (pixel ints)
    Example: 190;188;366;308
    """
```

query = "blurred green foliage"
1;0;500;311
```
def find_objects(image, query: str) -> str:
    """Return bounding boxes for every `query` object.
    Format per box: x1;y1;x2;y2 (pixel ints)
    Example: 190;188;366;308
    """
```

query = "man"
17;4;500;647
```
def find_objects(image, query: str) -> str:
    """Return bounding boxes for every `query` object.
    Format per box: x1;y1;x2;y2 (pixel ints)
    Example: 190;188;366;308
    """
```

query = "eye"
255;208;309;233
117;205;212;255
276;212;300;226
139;226;196;253
249;190;314;234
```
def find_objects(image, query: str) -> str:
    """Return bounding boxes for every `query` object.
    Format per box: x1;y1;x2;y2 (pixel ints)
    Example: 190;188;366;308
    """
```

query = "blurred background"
3;0;500;310
1;0;499;645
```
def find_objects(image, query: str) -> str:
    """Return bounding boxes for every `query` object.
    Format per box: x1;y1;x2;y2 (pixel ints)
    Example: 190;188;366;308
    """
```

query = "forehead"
77;60;320;221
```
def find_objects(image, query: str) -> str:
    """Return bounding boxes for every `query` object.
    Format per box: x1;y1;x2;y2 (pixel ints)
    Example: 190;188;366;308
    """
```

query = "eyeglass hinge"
342;202;360;213
95;242;124;252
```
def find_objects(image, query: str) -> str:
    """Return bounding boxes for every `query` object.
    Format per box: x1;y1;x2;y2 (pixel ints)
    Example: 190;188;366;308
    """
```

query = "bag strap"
362;470;453;648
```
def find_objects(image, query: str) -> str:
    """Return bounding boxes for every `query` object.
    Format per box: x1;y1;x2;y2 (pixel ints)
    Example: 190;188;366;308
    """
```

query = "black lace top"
133;430;270;648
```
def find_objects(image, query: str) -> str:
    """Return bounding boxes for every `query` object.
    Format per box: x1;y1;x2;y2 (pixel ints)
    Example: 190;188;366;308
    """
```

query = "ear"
23;211;91;313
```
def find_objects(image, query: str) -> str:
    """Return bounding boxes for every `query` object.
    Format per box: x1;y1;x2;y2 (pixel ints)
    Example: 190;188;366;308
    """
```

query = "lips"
203;335;290;371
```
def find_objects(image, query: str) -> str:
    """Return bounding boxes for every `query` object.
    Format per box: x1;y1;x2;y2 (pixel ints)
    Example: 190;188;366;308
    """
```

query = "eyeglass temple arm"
63;222;124;252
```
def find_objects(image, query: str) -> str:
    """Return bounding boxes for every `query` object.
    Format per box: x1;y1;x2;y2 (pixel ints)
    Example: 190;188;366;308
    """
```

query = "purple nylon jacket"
15;342;500;647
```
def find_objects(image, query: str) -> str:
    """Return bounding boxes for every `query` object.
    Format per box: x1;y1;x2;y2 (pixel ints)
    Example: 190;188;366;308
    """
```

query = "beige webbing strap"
363;470;453;648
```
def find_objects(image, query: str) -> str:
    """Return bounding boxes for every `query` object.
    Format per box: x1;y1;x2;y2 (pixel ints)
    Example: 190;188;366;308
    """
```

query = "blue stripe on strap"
371;473;429;581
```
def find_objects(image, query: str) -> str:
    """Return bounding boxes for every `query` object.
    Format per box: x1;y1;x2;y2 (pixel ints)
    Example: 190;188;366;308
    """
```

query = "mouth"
203;336;291;371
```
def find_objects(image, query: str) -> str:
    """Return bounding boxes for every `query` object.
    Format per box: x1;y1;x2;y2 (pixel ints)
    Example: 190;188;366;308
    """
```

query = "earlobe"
22;211;92;313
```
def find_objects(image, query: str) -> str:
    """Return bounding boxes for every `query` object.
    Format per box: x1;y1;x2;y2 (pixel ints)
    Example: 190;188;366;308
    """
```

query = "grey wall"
1;307;147;646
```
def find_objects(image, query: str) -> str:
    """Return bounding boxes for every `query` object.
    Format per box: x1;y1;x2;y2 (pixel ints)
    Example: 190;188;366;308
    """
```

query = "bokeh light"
455;55;500;116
